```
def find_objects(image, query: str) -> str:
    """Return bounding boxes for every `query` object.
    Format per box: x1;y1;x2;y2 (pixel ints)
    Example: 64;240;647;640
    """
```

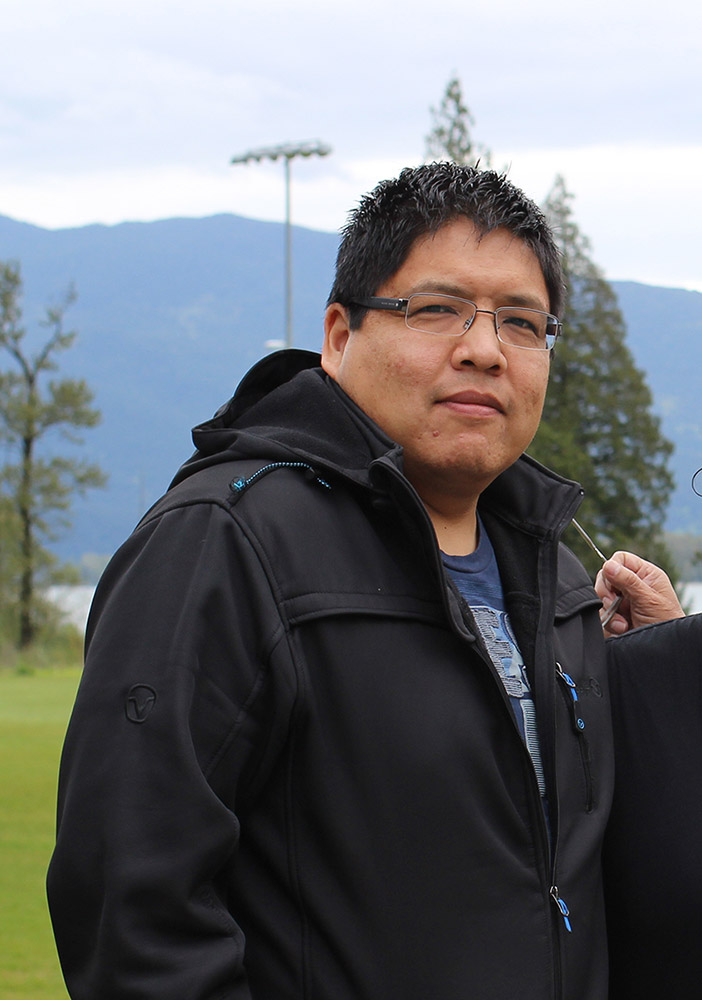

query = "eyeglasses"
351;293;561;351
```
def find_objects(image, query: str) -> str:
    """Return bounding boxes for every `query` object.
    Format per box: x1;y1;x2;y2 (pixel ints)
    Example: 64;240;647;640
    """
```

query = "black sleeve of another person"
604;614;702;999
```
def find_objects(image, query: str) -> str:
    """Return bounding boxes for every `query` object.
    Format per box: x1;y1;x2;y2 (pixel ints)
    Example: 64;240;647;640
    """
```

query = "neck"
422;498;480;556
404;461;486;556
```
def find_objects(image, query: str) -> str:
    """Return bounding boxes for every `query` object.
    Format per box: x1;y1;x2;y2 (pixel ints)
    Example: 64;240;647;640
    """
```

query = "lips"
438;390;505;414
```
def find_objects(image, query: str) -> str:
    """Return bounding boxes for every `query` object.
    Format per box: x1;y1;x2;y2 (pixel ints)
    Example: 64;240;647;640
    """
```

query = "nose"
451;309;507;371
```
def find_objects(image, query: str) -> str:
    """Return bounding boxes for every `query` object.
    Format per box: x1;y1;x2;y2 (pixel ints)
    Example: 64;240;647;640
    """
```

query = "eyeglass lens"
404;293;556;350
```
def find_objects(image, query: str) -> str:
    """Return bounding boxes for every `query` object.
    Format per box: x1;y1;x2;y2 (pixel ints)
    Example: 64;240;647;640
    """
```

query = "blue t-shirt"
442;525;546;799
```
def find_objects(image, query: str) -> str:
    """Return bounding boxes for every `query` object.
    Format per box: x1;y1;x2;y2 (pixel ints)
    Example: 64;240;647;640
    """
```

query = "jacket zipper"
535;489;585;998
555;662;594;812
549;886;572;933
367;457;584;997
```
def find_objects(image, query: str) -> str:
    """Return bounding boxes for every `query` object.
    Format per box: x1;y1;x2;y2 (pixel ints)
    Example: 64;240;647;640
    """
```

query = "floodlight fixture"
231;140;332;348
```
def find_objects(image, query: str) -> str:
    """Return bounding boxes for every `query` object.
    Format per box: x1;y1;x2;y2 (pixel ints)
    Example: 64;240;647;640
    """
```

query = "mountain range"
0;212;701;564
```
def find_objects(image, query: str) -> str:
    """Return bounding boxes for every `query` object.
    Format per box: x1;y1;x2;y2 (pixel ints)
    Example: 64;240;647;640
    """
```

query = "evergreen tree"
529;177;675;577
425;76;492;167
0;262;106;647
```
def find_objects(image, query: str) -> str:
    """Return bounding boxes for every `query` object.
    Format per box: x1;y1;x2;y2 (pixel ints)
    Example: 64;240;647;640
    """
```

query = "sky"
2;0;701;291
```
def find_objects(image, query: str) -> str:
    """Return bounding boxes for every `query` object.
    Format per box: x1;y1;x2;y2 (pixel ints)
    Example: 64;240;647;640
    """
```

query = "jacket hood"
170;349;401;491
171;348;584;541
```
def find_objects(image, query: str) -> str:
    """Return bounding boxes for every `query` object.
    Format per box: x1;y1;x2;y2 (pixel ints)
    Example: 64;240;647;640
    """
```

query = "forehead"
381;219;549;306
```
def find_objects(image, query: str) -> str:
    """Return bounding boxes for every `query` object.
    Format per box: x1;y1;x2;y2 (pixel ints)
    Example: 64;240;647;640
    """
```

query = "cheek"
521;359;549;403
535;367;550;410
338;333;448;437
373;364;438;444
521;368;550;431
371;354;439;412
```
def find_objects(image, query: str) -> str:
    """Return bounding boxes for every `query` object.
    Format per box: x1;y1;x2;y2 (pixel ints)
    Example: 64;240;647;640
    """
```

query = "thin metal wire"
570;519;624;628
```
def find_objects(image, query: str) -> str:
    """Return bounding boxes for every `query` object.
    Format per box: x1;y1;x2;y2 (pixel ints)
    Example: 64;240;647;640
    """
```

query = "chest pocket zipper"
556;662;594;812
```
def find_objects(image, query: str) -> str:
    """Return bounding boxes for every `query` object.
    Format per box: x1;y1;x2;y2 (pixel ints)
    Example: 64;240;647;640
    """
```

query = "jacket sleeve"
604;613;702;998
47;500;295;1000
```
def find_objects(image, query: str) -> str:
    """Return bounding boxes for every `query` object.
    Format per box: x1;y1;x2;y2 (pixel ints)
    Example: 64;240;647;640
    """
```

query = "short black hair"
328;162;564;327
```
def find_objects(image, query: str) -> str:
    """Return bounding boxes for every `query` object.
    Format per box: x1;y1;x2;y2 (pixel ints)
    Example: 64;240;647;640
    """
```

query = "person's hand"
595;551;684;636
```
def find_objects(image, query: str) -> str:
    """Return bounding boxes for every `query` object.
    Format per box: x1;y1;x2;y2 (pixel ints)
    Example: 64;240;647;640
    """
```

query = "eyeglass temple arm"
570;519;623;627
351;296;408;312
571;519;607;561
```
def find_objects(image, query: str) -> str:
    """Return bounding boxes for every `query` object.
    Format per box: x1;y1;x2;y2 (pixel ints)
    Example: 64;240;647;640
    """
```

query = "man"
47;163;681;999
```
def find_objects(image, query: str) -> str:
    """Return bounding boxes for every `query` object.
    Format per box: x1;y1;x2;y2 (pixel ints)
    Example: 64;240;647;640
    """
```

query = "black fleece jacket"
48;351;613;1000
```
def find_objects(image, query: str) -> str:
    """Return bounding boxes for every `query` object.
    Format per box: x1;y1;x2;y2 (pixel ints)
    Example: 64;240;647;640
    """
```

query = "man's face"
322;218;551;506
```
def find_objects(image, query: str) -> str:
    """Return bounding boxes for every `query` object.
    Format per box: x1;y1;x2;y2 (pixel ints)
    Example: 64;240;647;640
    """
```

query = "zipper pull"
556;662;586;733
229;462;331;501
556;661;578;702
550;886;573;933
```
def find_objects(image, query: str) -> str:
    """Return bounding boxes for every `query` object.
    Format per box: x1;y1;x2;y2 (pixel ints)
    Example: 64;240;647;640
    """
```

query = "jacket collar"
187;348;583;538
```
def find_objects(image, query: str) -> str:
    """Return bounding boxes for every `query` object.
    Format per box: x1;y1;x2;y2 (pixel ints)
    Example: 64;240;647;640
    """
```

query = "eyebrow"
406;280;549;312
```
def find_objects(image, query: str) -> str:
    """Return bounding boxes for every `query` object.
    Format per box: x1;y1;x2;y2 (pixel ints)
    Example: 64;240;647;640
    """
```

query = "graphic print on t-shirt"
470;605;545;796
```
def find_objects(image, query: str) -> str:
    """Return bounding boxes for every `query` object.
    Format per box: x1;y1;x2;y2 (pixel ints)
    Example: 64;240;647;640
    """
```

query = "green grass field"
0;668;80;1000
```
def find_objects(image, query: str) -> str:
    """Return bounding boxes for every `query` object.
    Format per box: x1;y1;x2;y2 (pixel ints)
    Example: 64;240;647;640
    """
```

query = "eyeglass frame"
350;293;562;352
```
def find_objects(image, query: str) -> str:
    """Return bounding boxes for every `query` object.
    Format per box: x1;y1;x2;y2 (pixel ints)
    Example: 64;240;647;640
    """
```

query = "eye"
502;313;539;333
404;294;474;336
408;298;459;318
497;308;549;346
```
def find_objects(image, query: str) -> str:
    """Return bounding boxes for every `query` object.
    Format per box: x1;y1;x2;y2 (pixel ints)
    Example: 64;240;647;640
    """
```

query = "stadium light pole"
230;140;332;349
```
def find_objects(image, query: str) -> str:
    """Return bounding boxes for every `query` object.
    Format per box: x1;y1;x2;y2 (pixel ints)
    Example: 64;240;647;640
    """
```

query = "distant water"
46;582;702;638
681;582;702;615
45;585;96;633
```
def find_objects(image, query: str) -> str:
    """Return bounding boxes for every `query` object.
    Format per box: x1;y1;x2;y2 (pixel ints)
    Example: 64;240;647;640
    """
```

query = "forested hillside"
1;212;700;561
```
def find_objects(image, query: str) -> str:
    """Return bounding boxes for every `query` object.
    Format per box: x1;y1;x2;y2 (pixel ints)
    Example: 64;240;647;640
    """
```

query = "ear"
321;302;352;380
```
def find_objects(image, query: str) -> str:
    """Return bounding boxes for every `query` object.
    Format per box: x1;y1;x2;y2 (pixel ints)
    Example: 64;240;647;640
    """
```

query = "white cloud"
500;143;702;290
0;0;700;292
2;142;700;294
